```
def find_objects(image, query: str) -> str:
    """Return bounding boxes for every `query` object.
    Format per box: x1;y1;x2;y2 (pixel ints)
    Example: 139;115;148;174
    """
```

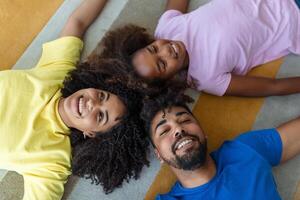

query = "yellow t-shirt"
0;36;83;200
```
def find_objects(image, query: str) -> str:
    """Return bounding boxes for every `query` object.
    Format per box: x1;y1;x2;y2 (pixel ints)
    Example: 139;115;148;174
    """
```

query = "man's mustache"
171;131;200;154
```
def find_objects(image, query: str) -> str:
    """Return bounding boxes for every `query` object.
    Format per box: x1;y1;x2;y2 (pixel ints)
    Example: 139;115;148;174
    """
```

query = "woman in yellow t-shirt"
0;0;149;199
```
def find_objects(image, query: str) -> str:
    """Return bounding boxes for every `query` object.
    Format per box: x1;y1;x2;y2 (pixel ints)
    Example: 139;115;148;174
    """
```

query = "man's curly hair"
140;88;194;146
88;24;188;96
61;59;149;194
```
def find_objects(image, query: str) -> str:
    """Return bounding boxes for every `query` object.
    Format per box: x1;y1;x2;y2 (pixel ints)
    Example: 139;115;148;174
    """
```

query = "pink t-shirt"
155;0;300;96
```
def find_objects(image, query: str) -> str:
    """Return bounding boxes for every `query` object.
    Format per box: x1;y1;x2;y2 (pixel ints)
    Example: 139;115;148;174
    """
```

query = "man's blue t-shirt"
156;129;283;200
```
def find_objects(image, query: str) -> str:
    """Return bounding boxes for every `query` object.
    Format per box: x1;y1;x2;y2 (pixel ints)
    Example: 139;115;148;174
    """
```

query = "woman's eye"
99;92;105;101
97;112;103;123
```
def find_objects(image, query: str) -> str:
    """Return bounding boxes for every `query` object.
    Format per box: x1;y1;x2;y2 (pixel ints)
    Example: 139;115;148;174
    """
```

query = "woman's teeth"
78;97;83;116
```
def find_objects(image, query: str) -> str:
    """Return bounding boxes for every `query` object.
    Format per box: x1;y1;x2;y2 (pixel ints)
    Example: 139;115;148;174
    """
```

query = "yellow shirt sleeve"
35;36;83;69
22;168;70;200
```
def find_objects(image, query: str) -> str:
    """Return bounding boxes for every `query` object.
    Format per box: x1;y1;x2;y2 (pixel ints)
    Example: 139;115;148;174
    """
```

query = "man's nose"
174;127;185;138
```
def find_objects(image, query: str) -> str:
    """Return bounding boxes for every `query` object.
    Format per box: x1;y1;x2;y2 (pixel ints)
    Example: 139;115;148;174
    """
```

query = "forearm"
271;77;300;96
277;117;300;162
61;0;108;38
225;75;300;97
166;0;190;13
69;0;107;29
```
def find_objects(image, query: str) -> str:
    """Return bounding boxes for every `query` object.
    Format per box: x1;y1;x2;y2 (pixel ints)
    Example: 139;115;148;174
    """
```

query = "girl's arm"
165;0;190;13
60;0;108;38
224;74;300;97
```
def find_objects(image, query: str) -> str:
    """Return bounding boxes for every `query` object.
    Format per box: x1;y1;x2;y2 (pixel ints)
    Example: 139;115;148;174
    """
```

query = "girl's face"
59;88;126;137
132;39;189;80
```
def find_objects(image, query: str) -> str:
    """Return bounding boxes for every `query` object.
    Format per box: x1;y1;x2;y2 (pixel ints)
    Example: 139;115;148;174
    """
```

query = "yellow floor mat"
145;58;283;199
0;0;63;71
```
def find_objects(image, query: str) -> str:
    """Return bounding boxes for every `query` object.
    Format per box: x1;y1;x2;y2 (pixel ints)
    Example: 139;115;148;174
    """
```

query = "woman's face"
59;88;126;137
132;39;189;80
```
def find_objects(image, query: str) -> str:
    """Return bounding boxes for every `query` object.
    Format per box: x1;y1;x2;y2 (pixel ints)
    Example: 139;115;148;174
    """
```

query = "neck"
171;155;216;188
58;98;71;128
183;53;189;70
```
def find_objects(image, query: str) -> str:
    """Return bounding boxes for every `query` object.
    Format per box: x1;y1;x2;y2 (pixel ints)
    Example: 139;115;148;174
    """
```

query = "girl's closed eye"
152;45;158;53
157;59;167;72
147;45;157;54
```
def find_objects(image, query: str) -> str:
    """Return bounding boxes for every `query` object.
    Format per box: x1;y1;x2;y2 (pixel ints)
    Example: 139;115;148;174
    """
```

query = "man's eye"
180;119;191;124
159;129;169;136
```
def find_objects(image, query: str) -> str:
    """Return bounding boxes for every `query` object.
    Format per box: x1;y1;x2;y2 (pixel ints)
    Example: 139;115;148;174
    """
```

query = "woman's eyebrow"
104;110;109;125
106;93;110;101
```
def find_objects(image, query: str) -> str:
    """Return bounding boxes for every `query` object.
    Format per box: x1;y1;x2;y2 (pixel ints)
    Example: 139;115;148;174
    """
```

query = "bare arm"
60;0;108;38
165;0;190;13
277;117;300;163
225;74;300;97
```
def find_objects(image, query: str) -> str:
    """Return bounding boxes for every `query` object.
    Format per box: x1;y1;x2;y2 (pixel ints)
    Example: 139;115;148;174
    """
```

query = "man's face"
150;106;207;170
132;39;189;80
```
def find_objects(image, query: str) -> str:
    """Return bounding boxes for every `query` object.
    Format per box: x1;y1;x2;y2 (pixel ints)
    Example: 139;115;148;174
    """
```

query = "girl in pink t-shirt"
95;0;300;97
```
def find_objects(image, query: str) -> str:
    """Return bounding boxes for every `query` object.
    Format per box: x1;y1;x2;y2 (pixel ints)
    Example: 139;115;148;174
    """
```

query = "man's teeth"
176;139;192;150
79;97;83;116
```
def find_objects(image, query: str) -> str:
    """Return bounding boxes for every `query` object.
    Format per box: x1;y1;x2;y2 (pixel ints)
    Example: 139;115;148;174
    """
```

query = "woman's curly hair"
61;59;149;194
88;24;188;96
140;87;194;145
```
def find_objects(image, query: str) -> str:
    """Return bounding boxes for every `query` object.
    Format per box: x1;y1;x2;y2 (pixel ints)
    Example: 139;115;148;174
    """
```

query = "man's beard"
163;132;207;171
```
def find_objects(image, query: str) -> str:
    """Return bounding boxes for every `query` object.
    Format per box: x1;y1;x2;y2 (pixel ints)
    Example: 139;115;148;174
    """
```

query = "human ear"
83;131;96;138
154;149;164;164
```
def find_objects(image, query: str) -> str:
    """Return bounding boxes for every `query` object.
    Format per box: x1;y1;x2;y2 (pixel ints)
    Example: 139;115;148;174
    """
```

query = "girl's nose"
87;98;103;111
160;44;172;58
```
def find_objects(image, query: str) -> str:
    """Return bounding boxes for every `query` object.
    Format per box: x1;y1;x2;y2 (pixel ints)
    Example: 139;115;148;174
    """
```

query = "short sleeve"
22;168;69;200
235;129;283;166
201;73;232;96
35;36;83;69
154;10;183;38
156;194;176;200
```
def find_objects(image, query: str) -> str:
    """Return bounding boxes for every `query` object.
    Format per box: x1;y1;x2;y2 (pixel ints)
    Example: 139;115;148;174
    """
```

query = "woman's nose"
87;98;103;111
